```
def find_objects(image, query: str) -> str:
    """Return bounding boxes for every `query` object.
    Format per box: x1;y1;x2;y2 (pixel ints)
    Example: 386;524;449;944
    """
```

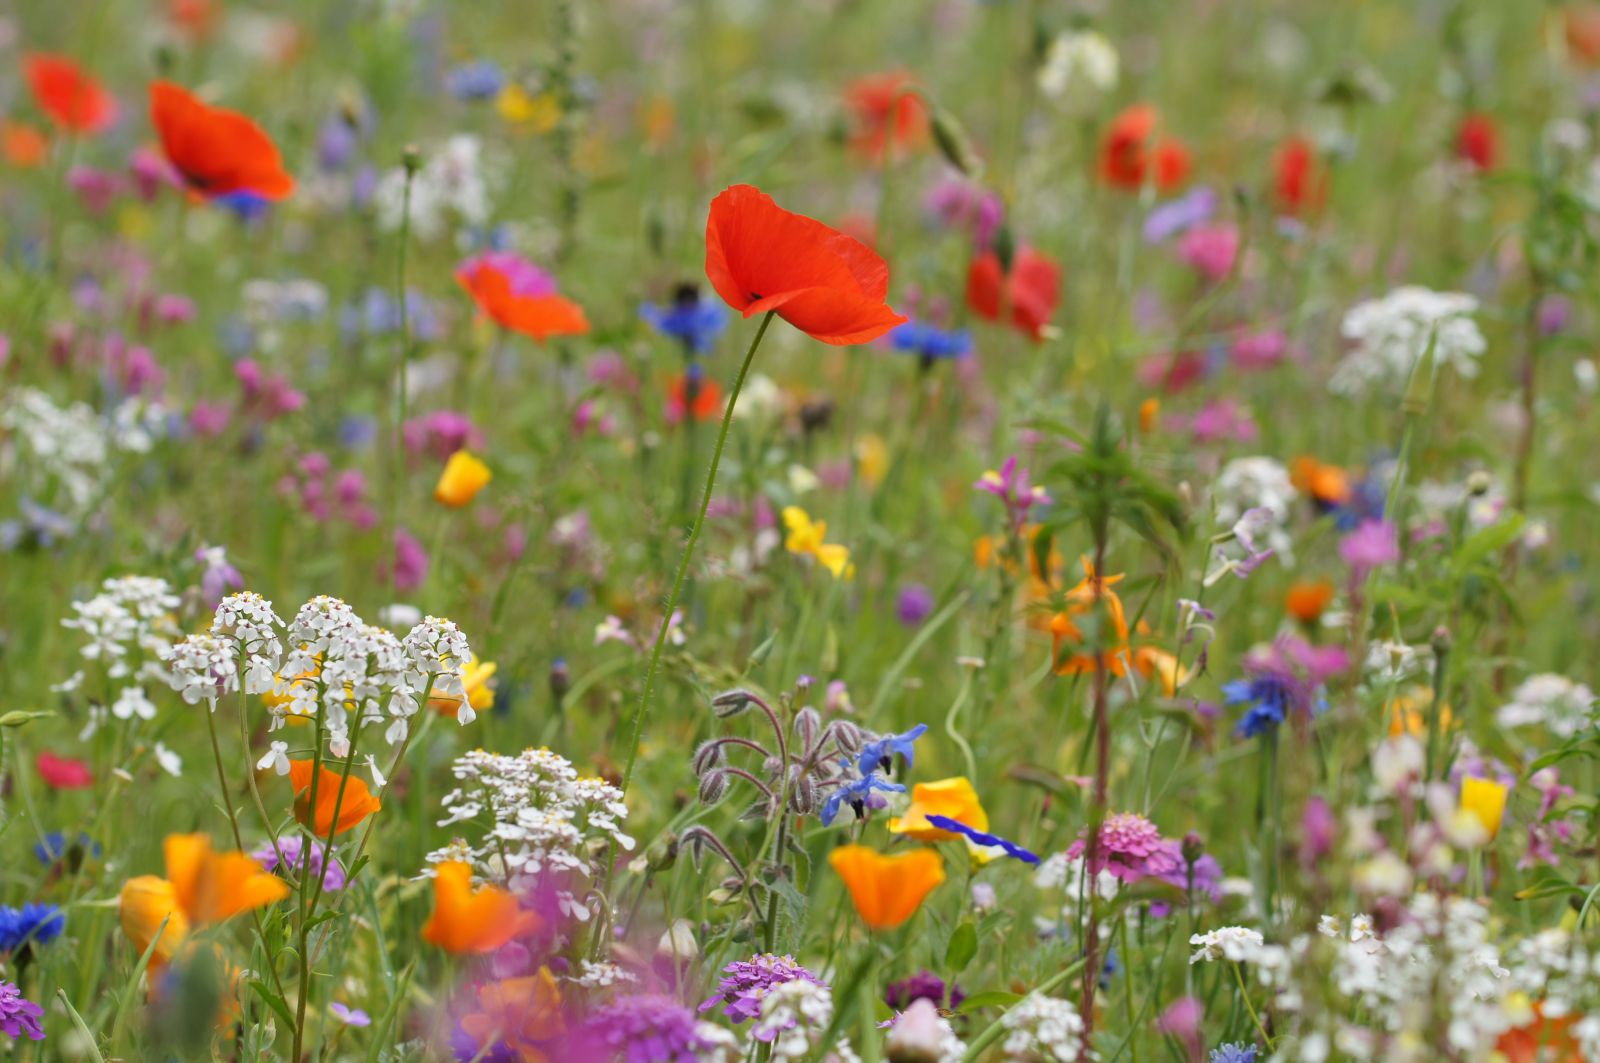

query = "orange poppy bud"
422;861;541;953
288;760;382;836
1139;397;1160;433
435;449;493;508
829;846;945;931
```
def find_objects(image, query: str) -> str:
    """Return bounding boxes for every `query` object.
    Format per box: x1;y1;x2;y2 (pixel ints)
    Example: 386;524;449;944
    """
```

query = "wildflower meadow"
6;1;1600;1060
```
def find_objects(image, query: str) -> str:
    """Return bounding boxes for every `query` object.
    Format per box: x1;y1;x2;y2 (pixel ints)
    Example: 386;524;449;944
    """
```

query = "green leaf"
945;922;978;973
249;978;297;1031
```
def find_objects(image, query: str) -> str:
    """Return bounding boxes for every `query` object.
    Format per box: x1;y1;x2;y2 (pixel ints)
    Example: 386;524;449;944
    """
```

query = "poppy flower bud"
930;104;983;179
434;450;492;507
1181;831;1205;865
1430;626;1452;656
402;143;422;174
697;771;729;806
711;688;754;717
692;740;725;776
549;657;570;700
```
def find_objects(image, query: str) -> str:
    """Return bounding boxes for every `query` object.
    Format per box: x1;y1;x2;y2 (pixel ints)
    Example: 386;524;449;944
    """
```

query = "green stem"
388;160;417;592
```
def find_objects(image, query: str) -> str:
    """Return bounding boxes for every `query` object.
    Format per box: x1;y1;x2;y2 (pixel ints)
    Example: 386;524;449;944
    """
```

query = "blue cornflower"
820;771;905;827
1222;675;1292;738
0;904;64;951
0;499;74;551
1099;946;1120;989
640;287;728;354
858;724;928;776
446;60;505;101
924;815;1039;864
1209;1043;1258;1063
214;191;271;222
891;321;972;362
34;832;100;865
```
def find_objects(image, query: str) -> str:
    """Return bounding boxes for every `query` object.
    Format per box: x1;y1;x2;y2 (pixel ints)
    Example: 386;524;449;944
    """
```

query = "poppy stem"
601;310;776;912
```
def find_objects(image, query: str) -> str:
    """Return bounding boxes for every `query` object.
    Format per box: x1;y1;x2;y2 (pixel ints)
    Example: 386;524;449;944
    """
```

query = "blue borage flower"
820;771;905;827
891;320;972;361
925;814;1040;864
640;289;729;354
1210;1043;1258;1063
0;904;65;951
34;831;100;865
858;723;927;776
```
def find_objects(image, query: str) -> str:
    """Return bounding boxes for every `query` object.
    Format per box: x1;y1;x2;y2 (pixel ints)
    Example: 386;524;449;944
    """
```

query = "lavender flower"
252;836;346;892
0;981;44;1041
574;994;734;1061
1339;518;1400;577
699;954;823;1025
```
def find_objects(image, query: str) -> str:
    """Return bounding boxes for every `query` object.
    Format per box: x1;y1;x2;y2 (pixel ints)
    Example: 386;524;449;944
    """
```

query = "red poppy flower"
148;81;295;200
37;751;94;789
1568;5;1600;65
704;184;907;346
965;247;1061;342
24;54;117;134
1455;112;1500;172
844;71;928;164
1273;136;1327;215
1098;104;1190;193
456;260;590;341
666;373;723;423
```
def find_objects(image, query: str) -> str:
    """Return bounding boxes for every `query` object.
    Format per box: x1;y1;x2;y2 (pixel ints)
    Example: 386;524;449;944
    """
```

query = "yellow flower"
1460;776;1508;841
829;846;945;931
855;432;889;488
435;450;492;507
782;506;854;579
497;85;561;132
430;655;497;717
1133;646;1189;695
888;777;988;842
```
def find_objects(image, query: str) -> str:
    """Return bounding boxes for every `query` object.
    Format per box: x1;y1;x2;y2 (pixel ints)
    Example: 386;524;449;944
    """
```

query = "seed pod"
931;102;984;179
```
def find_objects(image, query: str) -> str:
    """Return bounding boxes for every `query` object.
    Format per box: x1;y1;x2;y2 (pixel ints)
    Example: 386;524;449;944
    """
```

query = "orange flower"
1132;646;1189;696
1138;397;1160;433
1099;104;1189;192
118;833;290;970
3;122;48;167
435;449;493;507
1048;558;1130;676
704;184;907;346
1272;136;1327;215
1290;456;1351;506
829;846;945;931
1285;580;1335;624
965;247;1061;342
429;655;497;718
149;81;294;200
422;861;541;953
888;778;988;842
666;373;723;423
457;259;590;341
459;969;565;1058
1497;1002;1584;1063
844;71;927;164
288;759;382;836
24;54;117;134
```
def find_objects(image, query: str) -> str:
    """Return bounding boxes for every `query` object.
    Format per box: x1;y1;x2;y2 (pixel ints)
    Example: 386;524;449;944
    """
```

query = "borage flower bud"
793;706;821;745
832;720;865;756
698;771;730;806
789;772;818;816
710;688;755;717
691;740;726;776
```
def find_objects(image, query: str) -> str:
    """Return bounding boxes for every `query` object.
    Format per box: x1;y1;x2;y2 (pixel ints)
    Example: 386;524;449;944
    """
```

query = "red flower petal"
149;81;294;200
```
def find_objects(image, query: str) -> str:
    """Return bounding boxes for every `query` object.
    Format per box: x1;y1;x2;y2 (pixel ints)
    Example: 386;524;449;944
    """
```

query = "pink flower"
1232;330;1289;371
1175;224;1239;282
390;529;429;591
1339;519;1399;577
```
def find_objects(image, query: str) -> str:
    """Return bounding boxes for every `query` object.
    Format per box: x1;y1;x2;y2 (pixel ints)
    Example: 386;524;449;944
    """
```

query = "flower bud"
711;689;755;717
793;706;821;745
657;918;699;960
831;720;864;756
697;771;729;806
549;657;571;700
692;739;726;776
401;143;423;174
789;773;817;816
647;835;678;872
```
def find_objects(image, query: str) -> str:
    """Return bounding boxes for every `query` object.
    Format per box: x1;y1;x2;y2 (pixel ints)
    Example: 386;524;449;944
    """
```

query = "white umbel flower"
1333;286;1485;395
999;994;1091;1061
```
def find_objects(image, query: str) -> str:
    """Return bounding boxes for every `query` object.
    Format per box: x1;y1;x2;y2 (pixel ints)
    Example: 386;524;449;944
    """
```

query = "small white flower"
256;741;291;775
154;742;183;777
1189;926;1266;964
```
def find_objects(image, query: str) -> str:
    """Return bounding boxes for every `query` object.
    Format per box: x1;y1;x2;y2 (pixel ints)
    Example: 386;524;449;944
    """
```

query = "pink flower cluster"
278;453;376;528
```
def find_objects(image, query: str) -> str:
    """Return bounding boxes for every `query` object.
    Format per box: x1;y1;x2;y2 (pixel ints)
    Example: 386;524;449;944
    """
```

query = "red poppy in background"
666;373;723;423
704;184;907;346
1099;104;1189;193
37;751;94;789
966;247;1061;342
844;71;928;164
457;259;590;341
1273;136;1327;215
1455;112;1500;172
149;81;295;200
24;54;118;134
1567;5;1600;65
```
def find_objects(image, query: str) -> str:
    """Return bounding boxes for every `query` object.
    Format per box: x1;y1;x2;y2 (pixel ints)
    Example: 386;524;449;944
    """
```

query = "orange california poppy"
1272;136;1327;215
966;247;1061;342
1132;646;1190;696
1289;456;1351;506
288;759;382;836
888;777;989;842
118;833;290;969
1455;112;1500;172
459;969;565;1055
1285;579;1336;623
1496;1003;1584;1063
149;81;295;200
456;259;590;341
844;71;928;164
1048;558;1131;676
1099;104;1190;192
24;54;117;134
3;122;49;167
666;373;723;423
422;861;541;953
704;184;907;346
829;846;945;931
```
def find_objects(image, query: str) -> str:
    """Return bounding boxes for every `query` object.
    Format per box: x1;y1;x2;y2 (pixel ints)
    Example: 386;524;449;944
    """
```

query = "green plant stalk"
388;161;416;594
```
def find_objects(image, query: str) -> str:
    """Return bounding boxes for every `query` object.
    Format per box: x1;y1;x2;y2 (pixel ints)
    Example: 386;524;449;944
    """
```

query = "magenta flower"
1175;224;1239;282
1339;518;1399;577
975;456;1051;533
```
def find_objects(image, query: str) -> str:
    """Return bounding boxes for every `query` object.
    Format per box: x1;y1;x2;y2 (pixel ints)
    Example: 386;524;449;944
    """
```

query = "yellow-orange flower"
1285;579;1335;623
1291;456;1351;506
289;759;382;836
783;506;853;579
1048;558;1130;675
459;968;565;1060
888;777;988;842
829;846;945;931
435;449;493;507
1132;646;1189;695
1460;776;1509;841
118;833;289;970
1386;686;1453;738
430;654;497;717
422;861;541;954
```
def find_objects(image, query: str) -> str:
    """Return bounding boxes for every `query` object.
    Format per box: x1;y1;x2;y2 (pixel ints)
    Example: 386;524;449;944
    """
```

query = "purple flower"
699;954;822;1025
925;814;1039;864
252;836;346;892
884;970;964;1012
0;980;44;1041
573;994;724;1060
1339;518;1399;577
1143;186;1217;244
896;583;935;627
975;456;1051;534
329;1002;371;1026
195;545;244;606
1299;795;1337;870
924;177;1003;249
391;529;429;592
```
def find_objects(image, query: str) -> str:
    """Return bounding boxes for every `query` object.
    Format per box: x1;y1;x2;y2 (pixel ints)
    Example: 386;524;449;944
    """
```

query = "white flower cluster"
998;994;1091;1062
374;135;497;242
752;980;859;1063
1333;286;1485;396
2;387;162;512
1037;30;1119;101
1496;673;1596;739
1189;925;1267;965
430;747;634;906
58;576;182;736
162;593;473;755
